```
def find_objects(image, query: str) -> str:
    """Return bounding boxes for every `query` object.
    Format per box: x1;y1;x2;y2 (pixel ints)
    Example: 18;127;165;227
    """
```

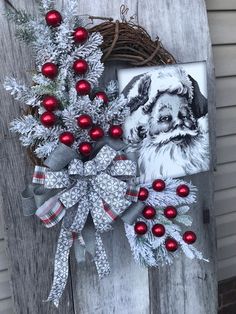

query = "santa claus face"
149;93;197;145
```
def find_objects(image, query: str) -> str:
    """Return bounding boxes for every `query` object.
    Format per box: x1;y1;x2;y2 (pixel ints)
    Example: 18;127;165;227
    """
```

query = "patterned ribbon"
23;144;138;306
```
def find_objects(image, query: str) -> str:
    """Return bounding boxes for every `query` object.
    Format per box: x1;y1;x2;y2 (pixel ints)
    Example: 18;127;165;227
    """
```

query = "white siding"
206;0;236;281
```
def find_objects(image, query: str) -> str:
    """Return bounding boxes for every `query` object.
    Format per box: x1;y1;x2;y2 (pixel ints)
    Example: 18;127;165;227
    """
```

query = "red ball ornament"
79;142;92;156
59;132;75;146
75;80;91;95
134;221;148;235
73;27;89;43
42;95;59;111
165;238;178;252
73;59;88;75
109;125;123;139
89;126;104;141
94;91;109;104
142;206;156;219
138;187;149;201
152;224;165;237
45;10;62;27
40;111;56;127
176;184;190;197
164;206;178;219
42;62;58;79
183;231;197;244
77;114;93;129
152;179;166;191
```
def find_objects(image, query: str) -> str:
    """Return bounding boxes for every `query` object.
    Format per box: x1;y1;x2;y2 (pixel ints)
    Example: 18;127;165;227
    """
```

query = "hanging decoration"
4;0;207;308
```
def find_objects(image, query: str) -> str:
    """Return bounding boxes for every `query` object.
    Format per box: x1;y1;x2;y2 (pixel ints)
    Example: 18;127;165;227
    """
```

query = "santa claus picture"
119;63;210;182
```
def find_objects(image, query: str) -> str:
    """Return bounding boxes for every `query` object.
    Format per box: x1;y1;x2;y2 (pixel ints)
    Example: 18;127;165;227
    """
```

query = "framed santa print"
118;61;209;182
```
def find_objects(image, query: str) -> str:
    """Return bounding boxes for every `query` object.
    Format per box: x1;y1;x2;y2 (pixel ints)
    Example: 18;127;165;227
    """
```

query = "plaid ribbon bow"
30;144;137;306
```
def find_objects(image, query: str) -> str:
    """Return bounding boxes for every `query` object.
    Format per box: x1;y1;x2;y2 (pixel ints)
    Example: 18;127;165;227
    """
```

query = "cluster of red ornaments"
40;10;124;157
134;179;196;251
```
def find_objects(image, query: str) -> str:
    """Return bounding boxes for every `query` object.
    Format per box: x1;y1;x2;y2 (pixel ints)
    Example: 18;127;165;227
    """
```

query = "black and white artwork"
118;62;210;182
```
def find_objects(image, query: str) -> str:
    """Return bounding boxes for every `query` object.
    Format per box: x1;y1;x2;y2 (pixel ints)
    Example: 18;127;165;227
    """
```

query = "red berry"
75;80;91;95
109;125;123;139
183;231;197;244
73;59;88;75
138;187;149;201
42;95;59;111
73;27;88;43
134;221;148;235
165;238;178;252
77;114;93;129
40;112;56;127
59;132;75;146
176;184;190;197
142;206;156;219
45;10;62;27
89;126;104;141
152;224;165;237
42;62;58;79
164;206;177;219
152;179;165;191
79;142;92;156
94;91;109;104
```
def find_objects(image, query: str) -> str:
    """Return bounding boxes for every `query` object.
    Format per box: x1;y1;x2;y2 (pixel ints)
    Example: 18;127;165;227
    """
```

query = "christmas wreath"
4;0;207;307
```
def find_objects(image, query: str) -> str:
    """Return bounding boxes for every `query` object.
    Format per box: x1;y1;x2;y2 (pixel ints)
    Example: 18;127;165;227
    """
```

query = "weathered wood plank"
216;77;236;108
138;0;217;313
208;12;236;45
0;1;74;313
206;0;236;10
213;45;236;77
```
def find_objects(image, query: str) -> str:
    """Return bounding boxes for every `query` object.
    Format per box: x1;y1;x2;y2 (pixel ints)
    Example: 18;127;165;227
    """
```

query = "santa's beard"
131;116;210;182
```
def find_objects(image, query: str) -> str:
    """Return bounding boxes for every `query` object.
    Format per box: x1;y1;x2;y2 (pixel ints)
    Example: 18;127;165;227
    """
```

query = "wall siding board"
216;135;236;164
215;187;236;216
218;256;236;281
216;77;236;108
216;107;236;137
206;0;236;11
215;162;236;191
213;45;236;78
208;12;236;44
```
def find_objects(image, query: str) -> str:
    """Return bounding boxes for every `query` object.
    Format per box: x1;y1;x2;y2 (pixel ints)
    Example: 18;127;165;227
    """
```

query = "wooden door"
0;0;217;313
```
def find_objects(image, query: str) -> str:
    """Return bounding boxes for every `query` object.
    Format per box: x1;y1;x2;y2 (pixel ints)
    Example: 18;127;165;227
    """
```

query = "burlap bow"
22;143;138;307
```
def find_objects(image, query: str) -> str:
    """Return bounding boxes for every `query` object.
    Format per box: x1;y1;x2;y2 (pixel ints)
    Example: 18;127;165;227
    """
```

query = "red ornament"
73;27;89;43
109;125;123;139
142;206;156;219
152;224;165;237
75;80;91;95
40;112;56;127
59;132;75;146
152;179;165;192
94;91;109;104
42;95;59;111
45;10;62;27
42;62;58;79
89;126;104;141
165;238;178;252
164;206;178;219
134;221;148;235
183;231;197;244
79;142;92;156
138;187;149;201
176;184;190;197
77;114;93;129
73;59;88;75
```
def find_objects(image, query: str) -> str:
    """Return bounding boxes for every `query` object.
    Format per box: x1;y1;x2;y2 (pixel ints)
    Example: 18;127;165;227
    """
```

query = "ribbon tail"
94;232;110;279
46;227;74;307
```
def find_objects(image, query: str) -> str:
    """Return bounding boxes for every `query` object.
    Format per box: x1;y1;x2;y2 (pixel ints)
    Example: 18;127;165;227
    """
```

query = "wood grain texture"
208;12;236;45
0;0;217;313
0;1;74;313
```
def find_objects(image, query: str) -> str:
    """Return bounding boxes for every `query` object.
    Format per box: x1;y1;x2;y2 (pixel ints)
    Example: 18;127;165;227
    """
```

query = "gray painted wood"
208;12;236;45
0;0;217;314
206;0;236;10
213;45;236;78
216;77;236;108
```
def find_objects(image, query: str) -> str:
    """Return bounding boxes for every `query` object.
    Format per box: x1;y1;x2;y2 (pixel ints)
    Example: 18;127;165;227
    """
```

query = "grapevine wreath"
4;0;207;307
